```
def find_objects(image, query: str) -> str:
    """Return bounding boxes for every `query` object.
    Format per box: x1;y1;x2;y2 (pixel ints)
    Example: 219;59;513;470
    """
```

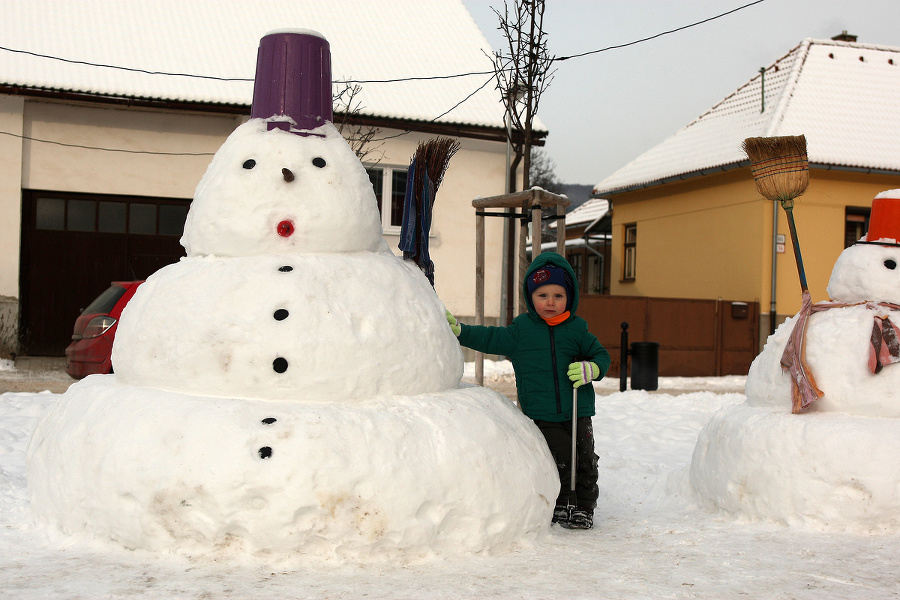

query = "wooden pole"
531;198;542;262
556;203;566;256
518;198;529;315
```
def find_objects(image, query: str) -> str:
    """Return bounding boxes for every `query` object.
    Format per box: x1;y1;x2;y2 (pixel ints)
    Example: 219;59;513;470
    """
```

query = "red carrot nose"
277;220;294;237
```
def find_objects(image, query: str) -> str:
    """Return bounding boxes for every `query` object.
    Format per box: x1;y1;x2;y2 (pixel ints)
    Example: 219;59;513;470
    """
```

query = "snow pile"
10;382;900;597
462;358;516;381
691;223;900;532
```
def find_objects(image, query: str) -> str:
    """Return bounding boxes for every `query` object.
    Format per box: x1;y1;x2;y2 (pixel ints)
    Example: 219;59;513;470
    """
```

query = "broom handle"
570;387;578;496
781;200;809;293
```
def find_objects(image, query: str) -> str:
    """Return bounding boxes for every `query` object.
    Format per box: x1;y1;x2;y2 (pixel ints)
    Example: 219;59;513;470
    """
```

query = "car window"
83;285;127;315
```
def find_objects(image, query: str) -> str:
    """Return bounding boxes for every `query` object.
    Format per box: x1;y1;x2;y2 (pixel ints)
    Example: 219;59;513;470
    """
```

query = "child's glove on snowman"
568;361;600;388
445;310;461;336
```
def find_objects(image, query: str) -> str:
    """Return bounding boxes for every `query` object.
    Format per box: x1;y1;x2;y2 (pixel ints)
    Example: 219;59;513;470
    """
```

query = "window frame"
366;164;409;234
844;206;871;248
33;193;190;237
623;223;637;281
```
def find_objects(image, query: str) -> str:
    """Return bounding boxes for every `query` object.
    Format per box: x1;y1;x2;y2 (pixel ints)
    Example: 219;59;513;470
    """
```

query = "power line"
0;130;216;156
0;45;252;82
0;44;496;84
554;0;766;62
368;74;498;144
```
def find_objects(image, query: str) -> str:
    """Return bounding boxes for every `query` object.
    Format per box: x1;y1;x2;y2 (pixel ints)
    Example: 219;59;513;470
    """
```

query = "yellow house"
594;35;900;348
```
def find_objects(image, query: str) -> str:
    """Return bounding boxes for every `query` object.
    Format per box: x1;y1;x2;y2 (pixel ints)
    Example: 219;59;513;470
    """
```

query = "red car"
65;281;144;379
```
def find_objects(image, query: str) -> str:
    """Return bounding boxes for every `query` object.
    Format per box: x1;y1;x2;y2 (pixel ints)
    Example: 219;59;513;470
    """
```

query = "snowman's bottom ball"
689;403;900;533
27;377;558;559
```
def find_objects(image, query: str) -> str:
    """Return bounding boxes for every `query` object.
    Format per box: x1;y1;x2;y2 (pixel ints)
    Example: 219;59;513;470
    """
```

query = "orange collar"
542;311;570;326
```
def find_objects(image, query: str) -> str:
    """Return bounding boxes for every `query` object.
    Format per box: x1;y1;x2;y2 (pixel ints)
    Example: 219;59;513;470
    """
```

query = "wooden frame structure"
472;188;570;386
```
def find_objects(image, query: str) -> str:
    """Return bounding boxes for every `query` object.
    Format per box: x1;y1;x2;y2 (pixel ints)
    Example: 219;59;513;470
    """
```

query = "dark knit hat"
527;265;573;296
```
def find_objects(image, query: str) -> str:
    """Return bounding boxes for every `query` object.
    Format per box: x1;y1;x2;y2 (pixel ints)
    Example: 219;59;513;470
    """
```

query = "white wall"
0;95;24;299
0;95;24;354
22;101;238;197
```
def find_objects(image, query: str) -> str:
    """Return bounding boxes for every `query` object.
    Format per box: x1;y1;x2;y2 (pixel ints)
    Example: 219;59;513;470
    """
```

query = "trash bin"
630;342;659;391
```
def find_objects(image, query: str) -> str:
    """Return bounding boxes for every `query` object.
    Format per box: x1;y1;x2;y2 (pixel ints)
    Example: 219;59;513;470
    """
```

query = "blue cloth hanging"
400;157;436;286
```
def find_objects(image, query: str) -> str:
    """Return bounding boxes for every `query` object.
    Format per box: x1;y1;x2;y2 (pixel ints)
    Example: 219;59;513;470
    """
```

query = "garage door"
19;190;189;356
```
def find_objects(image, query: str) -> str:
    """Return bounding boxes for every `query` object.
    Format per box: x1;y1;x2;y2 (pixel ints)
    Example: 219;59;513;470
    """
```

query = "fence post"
619;322;629;392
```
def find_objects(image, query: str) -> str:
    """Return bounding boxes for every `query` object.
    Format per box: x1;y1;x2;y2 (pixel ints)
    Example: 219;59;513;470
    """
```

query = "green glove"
446;310;461;336
568;361;600;388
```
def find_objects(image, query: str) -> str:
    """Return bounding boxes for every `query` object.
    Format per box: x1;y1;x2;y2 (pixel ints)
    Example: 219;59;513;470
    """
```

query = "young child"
446;251;610;529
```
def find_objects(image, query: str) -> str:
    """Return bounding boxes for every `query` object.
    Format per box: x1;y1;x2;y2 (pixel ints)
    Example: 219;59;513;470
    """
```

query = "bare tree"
490;0;557;317
529;147;564;195
530;147;565;241
333;81;384;164
490;0;556;191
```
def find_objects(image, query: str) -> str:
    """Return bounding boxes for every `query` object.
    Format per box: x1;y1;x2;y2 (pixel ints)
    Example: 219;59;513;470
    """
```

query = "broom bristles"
742;135;809;203
413;137;460;200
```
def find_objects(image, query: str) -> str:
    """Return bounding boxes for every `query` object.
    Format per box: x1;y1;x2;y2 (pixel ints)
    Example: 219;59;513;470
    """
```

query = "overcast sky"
461;0;900;186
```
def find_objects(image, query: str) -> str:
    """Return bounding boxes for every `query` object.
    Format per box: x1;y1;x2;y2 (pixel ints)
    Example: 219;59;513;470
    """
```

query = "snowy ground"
2;362;898;599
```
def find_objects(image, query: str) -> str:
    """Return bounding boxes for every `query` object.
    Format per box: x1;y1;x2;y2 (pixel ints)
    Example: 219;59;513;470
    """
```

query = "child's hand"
445;310;461;336
568;361;600;388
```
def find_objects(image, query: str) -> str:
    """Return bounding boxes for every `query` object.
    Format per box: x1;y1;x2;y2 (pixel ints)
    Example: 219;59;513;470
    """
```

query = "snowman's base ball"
690;403;900;533
27;376;558;559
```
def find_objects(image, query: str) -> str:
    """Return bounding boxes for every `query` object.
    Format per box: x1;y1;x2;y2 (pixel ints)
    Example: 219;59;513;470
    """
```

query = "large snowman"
690;191;900;532
26;30;557;559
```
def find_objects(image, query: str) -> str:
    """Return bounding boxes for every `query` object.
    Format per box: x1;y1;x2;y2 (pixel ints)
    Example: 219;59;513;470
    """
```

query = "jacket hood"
523;251;579;317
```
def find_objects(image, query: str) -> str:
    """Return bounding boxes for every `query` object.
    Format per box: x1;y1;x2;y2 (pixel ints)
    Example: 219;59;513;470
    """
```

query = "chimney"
831;30;858;43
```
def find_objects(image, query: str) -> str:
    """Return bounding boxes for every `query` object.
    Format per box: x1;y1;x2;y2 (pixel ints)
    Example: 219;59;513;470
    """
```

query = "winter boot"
552;505;570;525
566;508;593;530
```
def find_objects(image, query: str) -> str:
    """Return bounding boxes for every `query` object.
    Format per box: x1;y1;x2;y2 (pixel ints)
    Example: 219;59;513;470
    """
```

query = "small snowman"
690;191;900;532
26;30;557;559
745;190;900;417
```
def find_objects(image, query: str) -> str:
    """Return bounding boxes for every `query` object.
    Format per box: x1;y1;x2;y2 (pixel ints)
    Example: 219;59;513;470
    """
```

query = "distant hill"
560;184;594;210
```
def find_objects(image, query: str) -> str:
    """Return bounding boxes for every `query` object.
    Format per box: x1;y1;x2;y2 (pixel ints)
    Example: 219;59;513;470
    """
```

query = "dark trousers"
534;418;599;510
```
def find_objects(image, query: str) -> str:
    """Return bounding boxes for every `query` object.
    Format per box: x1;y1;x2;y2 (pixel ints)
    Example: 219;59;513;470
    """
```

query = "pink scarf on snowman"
780;291;900;413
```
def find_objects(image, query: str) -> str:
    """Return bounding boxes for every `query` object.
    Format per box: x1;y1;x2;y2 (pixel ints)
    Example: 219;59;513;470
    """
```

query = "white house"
0;0;544;356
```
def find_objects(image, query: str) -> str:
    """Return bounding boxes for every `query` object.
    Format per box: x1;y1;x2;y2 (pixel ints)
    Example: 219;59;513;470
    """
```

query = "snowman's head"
181;118;388;257
828;191;900;303
827;243;900;303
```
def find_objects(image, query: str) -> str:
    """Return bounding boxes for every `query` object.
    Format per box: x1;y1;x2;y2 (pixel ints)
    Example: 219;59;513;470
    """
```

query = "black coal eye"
312;157;326;168
885;259;897;270
243;159;256;169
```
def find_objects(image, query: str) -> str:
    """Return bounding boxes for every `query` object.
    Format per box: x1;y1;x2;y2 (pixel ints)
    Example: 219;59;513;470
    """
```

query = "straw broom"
742;135;810;292
400;138;460;285
743;135;822;413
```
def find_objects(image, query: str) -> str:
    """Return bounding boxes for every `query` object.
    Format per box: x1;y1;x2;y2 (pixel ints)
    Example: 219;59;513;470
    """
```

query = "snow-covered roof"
594;38;900;196
0;0;540;132
551;198;610;229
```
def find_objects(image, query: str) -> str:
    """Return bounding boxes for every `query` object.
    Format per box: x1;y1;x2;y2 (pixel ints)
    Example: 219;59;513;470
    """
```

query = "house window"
587;254;603;294
845;206;870;247
623;224;637;280
366;166;408;232
34;195;188;236
568;253;583;289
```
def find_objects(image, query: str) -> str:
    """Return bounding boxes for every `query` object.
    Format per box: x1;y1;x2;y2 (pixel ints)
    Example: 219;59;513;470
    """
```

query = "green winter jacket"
458;252;610;422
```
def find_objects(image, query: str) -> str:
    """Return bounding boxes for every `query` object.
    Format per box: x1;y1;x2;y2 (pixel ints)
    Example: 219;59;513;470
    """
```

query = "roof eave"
593;161;749;197
1;84;533;144
593;161;900;197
